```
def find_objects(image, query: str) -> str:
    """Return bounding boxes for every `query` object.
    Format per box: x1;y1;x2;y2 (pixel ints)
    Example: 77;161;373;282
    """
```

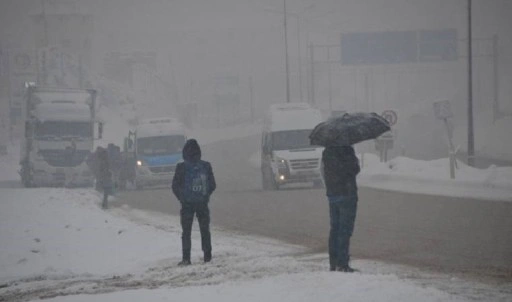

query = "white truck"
19;83;102;187
261;103;324;190
124;117;187;189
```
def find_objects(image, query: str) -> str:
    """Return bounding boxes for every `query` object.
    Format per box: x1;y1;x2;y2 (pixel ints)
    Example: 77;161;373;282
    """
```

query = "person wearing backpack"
172;139;216;266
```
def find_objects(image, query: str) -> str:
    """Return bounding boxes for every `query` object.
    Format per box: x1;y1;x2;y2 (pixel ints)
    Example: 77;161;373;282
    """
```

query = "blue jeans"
328;195;358;269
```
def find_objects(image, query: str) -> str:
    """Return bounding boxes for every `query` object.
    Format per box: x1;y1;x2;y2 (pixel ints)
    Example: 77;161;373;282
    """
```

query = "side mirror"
98;122;103;139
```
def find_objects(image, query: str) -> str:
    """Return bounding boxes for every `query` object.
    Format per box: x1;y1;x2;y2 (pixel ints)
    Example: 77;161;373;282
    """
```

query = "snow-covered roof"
269;102;312;111
267;103;323;131
32;91;94;105
33;102;92;122
138;117;181;125
136;117;186;138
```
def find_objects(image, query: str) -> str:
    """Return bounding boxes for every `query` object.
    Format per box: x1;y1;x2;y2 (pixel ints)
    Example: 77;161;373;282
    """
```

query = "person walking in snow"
107;143;122;193
172;139;216;266
92;147;113;209
322;145;360;272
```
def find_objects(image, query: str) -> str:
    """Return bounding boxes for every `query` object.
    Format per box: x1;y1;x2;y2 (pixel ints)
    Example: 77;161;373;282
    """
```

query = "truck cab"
261;103;324;190
20;84;99;187
129;117;186;189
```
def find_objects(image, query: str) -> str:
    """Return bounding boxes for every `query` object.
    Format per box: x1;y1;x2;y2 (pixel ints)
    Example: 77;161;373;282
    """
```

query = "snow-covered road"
1;121;512;301
0;188;511;302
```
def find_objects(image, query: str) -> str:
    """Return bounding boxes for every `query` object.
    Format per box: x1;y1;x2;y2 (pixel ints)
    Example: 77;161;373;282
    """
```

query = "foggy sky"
1;0;511;116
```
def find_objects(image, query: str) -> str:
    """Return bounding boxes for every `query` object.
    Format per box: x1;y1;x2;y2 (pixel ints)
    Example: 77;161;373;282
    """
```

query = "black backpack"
182;161;209;203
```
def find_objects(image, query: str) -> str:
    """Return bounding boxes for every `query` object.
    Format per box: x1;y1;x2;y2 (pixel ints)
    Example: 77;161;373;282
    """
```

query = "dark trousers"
328;195;358;268
180;202;211;260
102;185;112;209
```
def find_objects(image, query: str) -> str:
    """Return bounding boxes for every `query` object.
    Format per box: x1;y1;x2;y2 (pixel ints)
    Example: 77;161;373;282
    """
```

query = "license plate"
297;171;315;176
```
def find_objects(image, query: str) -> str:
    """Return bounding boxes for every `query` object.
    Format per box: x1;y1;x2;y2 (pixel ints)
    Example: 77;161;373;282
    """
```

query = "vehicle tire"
135;179;144;191
270;174;280;190
22;178;33;188
118;179;127;191
313;179;324;188
262;167;274;191
20;165;34;188
262;173;269;190
272;181;280;190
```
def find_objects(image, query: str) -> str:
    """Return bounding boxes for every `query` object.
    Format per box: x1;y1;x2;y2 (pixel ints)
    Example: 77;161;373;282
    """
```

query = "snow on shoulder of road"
358;153;512;202
0;188;479;302
96;105;512;202
247;147;512;201
0;143;20;182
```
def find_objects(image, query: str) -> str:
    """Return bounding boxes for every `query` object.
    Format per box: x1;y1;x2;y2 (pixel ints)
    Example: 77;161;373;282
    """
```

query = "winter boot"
336;265;356;273
204;251;212;263
329;256;337;271
179;249;191;266
178;259;191;266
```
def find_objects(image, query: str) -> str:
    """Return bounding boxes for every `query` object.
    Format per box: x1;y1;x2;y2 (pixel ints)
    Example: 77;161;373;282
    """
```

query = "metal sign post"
375;110;397;162
375;132;394;162
433;100;457;179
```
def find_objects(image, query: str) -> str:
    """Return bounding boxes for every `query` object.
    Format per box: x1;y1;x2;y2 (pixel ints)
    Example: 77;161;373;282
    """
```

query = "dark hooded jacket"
322;145;360;197
172;139;216;203
87;147;112;187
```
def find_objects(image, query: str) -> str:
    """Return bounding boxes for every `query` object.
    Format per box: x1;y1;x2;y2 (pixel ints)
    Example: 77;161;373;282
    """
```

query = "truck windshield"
35;121;92;139
137;135;186;156
271;130;315;150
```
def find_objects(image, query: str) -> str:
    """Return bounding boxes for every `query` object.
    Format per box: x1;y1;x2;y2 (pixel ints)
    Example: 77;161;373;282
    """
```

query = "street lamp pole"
284;0;291;103
467;0;475;166
296;17;303;103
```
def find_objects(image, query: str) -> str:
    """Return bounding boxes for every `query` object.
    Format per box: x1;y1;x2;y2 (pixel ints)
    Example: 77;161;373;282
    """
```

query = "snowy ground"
1;118;511;301
1;188;510;302
358;154;512;202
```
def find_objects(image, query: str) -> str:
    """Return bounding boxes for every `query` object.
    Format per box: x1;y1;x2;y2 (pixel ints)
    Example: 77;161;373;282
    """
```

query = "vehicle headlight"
275;157;287;169
137;160;143;166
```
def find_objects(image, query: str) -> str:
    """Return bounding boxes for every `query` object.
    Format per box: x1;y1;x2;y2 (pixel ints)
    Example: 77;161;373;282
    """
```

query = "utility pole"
364;72;369;112
41;0;49;48
249;76;255;122
467;0;475;166
296;17;303;103
264;5;306;103
284;0;291;103
78;55;83;88
327;47;332;111
492;34;499;121
309;42;315;104
41;0;49;85
5;48;13;141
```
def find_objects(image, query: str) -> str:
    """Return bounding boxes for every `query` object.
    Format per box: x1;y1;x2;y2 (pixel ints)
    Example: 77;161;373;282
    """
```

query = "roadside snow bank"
359;153;512;201
45;272;468;302
1;187;504;301
0;143;19;182
0;188;173;282
248;149;512;201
